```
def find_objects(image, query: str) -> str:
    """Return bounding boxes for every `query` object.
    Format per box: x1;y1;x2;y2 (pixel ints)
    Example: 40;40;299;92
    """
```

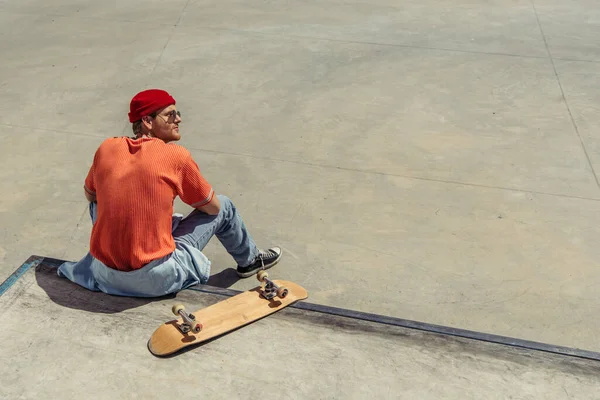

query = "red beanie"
128;89;176;122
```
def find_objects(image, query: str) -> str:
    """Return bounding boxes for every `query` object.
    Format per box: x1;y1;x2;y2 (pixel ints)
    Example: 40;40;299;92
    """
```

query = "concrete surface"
2;260;600;399
1;0;600;392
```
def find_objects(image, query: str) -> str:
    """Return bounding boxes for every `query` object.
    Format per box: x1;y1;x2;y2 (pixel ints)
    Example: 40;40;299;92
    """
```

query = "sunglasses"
154;110;181;122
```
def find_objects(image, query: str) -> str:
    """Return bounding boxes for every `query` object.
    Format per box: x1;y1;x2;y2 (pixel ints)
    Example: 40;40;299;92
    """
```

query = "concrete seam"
185;146;600;202
175;0;192;27
2;121;599;202
146;0;191;82
59;205;91;260
178;24;600;64
0;123;107;138
530;0;600;191
3;8;600;64
0;9;181;28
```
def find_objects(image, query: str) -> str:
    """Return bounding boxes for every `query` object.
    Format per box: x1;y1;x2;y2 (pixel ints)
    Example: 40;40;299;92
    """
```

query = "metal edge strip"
188;284;600;362
0;255;45;297
23;257;600;362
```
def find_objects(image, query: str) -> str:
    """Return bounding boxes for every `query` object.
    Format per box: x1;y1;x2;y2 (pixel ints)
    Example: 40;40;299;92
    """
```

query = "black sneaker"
236;247;282;278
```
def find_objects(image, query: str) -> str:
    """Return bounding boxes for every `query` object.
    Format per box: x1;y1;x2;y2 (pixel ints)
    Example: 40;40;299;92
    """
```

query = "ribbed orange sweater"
84;137;214;271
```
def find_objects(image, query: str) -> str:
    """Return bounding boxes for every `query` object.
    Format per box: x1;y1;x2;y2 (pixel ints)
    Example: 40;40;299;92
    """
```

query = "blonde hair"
132;121;143;137
131;111;158;138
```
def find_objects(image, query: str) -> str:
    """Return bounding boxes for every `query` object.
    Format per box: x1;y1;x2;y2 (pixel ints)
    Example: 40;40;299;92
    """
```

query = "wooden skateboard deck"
148;272;308;356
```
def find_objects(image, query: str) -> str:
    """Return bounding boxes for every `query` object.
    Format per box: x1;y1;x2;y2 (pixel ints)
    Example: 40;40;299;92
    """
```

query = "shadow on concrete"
34;258;240;314
150;324;248;358
206;267;240;288
35;262;169;314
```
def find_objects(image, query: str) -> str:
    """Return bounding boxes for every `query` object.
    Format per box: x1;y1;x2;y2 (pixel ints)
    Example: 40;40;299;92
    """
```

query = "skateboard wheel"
172;304;185;316
257;270;269;282
277;287;288;298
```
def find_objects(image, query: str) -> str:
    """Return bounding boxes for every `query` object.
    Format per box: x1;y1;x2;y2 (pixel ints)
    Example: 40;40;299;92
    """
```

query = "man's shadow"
206;268;240;288
35;258;240;315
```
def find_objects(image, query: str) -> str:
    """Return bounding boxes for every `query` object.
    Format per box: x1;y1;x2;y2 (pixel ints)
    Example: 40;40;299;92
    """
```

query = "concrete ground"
2;259;600;399
1;0;600;396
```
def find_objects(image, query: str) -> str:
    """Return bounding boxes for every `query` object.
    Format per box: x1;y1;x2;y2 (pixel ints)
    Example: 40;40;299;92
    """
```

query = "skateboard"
147;271;308;356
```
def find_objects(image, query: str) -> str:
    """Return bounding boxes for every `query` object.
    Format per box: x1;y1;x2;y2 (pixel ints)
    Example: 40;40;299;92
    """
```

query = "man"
57;89;281;297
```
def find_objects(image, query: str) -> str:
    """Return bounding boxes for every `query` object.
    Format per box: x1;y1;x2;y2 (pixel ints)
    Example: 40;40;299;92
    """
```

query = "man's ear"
141;116;152;128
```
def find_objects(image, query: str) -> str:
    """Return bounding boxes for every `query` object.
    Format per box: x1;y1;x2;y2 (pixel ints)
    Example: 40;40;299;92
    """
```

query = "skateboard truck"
171;304;203;334
257;270;288;300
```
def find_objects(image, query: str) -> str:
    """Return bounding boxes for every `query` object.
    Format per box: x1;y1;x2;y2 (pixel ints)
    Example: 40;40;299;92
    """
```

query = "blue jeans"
57;195;259;297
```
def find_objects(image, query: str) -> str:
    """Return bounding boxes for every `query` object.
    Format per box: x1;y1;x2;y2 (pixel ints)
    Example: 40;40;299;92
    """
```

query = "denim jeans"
57;195;259;297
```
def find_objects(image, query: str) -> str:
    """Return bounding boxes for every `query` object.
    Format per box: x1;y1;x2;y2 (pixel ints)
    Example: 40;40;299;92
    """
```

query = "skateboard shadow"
151;321;261;359
35;261;171;314
248;287;283;308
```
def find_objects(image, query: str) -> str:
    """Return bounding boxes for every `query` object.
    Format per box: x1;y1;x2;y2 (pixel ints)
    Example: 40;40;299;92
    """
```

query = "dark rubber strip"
188;285;600;362
5;256;599;362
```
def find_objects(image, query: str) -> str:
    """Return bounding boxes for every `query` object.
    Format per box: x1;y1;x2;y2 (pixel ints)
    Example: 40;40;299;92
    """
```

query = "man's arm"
195;194;220;215
178;151;220;215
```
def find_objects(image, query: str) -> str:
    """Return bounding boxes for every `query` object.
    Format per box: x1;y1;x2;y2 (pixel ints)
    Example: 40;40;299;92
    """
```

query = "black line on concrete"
3;117;600;201
237;29;545;60
6;256;600;362
61;206;91;260
146;0;192;81
185;146;600;202
0;123;107;138
188;284;600;363
175;0;192;27
3;7;600;64
195;25;600;64
531;0;600;191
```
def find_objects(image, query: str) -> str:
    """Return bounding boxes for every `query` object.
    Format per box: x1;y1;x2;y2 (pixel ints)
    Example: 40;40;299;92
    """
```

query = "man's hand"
196;194;220;215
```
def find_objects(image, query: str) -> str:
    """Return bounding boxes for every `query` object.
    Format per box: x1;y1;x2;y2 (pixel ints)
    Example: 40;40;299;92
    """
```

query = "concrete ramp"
1;256;599;399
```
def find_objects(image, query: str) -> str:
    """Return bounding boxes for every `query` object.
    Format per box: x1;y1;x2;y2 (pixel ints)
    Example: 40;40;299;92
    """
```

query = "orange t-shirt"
83;137;214;271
